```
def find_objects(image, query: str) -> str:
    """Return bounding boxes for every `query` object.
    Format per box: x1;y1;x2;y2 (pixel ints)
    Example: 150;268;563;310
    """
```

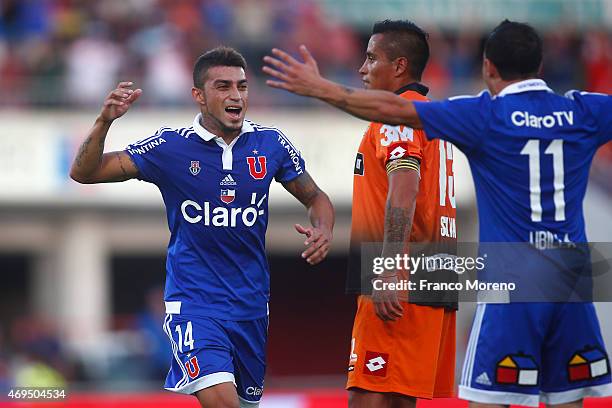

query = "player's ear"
482;58;498;80
192;87;206;106
393;56;409;77
536;61;544;77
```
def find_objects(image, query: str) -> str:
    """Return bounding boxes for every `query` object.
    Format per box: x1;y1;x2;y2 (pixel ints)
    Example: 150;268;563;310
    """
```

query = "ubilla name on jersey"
125;114;306;321
347;83;457;307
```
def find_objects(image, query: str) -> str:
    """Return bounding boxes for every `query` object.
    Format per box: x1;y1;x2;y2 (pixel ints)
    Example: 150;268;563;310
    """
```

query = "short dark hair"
372;19;429;80
484;20;542;80
193;46;247;88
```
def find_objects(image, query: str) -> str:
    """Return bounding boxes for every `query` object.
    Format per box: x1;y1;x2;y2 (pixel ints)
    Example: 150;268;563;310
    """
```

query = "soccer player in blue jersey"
70;46;334;408
263;20;611;408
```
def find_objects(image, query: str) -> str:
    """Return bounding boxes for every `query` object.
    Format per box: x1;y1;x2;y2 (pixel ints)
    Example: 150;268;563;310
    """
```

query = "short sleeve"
413;91;490;154
274;131;307;183
565;90;611;147
124;128;169;185
372;122;424;165
585;93;611;145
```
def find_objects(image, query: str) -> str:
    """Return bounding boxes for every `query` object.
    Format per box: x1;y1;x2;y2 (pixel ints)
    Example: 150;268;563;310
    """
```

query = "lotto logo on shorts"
496;354;538;386
568;348;610;382
363;351;389;377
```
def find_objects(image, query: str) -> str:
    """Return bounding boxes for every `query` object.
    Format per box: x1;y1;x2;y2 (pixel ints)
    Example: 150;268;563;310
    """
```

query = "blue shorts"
162;313;267;405
459;303;612;406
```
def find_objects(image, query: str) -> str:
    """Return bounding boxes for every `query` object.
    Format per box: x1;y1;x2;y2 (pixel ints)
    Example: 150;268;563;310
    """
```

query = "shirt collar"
497;79;553;97
192;113;254;142
394;82;429;96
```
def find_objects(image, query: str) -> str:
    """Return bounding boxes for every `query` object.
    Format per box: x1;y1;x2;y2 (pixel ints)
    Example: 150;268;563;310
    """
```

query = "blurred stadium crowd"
0;0;610;394
1;0;611;108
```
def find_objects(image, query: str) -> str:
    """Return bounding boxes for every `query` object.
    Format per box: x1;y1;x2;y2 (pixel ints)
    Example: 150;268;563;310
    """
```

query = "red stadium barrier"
3;392;611;407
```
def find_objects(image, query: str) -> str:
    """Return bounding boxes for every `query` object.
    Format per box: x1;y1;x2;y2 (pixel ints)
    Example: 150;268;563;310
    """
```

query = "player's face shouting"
199;66;249;134
359;34;396;91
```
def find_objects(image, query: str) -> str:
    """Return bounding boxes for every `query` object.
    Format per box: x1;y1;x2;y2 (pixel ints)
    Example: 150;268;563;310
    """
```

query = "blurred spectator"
0;328;12;392
0;0;608;108
582;30;612;93
134;286;170;380
64;26;121;106
9;316;70;388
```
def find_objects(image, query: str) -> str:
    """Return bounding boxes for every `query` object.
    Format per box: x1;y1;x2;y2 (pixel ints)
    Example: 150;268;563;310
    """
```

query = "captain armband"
385;156;421;175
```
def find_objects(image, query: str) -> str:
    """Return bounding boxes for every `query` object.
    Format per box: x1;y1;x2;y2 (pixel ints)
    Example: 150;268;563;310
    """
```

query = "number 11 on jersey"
520;139;566;222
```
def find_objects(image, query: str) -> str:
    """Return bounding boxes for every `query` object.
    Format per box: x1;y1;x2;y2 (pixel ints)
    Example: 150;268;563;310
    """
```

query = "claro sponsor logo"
181;193;267;227
246;386;263;396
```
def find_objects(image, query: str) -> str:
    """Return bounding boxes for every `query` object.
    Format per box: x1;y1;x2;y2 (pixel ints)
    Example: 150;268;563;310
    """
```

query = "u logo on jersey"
247;156;267;180
185;356;200;379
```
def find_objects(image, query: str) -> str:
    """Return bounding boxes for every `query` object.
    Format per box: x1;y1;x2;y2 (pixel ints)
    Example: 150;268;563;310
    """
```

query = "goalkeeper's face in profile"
193;65;249;135
358;33;397;91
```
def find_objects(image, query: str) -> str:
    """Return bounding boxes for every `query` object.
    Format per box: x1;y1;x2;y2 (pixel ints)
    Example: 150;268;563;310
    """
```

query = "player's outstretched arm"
263;46;422;127
282;172;334;265
372;167;420;322
70;82;143;184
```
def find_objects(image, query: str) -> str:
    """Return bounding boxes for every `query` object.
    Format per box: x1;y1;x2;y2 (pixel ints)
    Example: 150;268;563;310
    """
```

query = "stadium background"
0;0;610;406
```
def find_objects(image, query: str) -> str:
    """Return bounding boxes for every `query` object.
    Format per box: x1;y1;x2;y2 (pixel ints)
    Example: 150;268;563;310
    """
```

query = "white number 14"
175;321;195;353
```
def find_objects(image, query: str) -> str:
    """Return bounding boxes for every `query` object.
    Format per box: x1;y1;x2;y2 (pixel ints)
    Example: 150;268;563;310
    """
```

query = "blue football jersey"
414;79;611;244
125;114;306;320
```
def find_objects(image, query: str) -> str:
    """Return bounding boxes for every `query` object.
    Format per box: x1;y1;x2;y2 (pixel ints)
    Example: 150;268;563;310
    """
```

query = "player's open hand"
99;82;142;123
295;223;332;265
263;45;323;97
371;274;404;322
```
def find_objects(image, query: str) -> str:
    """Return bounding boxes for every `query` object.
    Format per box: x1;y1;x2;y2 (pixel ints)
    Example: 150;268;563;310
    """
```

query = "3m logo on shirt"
379;125;413;147
181;193;266;227
363;351;389;377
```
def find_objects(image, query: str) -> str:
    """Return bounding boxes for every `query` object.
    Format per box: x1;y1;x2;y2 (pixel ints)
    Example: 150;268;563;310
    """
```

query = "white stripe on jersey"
448;90;488;101
565;90;608;99
247;120;301;154
132;127;172;146
133;126;196;146
180;127;194;137
461;304;486;386
163;314;189;388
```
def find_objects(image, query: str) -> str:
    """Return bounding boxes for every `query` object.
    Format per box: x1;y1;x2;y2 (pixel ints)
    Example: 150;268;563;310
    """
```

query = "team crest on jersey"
567;347;609;382
220;189;236;204
247;156;267;180
189;161;201;176
185;356;200;379
495;353;539;386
